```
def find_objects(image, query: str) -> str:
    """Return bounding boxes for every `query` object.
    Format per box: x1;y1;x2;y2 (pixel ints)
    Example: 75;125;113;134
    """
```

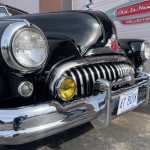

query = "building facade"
0;0;39;13
0;0;72;13
73;0;150;43
0;0;149;43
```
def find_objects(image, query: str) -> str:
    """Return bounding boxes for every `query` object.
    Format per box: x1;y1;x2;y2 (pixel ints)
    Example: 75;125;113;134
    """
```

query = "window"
7;7;26;16
0;7;9;17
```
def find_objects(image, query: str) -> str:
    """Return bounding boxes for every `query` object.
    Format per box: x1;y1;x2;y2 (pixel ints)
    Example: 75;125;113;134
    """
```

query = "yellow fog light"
56;77;76;101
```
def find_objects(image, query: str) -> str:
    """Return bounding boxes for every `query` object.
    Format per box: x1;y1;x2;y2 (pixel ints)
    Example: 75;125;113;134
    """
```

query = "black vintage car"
0;9;149;145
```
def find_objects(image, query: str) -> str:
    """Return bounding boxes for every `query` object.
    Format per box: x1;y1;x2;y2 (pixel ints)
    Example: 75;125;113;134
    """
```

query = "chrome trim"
123;64;126;74
48;60;135;96
121;64;125;76
0;80;108;145
122;65;126;75
142;41;150;60
91;78;111;129
119;64;123;77
18;81;33;97
118;64;124;77
108;64;116;81
117;64;123;77
113;64;120;78
45;56;75;82
0;73;149;145
141;72;150;106
1;20;48;74
76;68;84;96
48;59;87;92
47;55;132;93
121;64;125;75
111;64;118;79
88;67;95;84
98;65;107;79
82;67;90;96
68;70;78;96
104;64;112;81
93;65;101;79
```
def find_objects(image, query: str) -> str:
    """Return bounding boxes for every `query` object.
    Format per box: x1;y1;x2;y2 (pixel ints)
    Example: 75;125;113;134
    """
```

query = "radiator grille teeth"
65;63;134;98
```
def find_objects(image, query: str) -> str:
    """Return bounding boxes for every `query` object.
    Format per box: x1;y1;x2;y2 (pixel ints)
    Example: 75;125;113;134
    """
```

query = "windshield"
0;7;9;17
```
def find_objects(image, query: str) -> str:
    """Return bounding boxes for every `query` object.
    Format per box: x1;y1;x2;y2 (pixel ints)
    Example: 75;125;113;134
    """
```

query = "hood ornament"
83;0;94;10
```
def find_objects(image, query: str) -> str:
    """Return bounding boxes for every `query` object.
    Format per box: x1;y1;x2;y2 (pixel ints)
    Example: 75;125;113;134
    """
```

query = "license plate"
117;87;139;115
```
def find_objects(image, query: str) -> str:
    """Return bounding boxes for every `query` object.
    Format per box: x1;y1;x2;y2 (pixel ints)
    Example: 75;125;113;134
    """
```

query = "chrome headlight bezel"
141;41;150;60
55;76;76;101
1;20;49;73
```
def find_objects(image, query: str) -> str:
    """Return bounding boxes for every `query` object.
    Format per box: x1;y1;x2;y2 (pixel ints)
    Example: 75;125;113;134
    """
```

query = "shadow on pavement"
3;123;93;150
135;100;150;115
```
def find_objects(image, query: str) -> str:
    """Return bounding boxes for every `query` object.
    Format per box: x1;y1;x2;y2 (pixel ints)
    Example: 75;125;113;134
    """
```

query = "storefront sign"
121;16;150;24
116;1;150;17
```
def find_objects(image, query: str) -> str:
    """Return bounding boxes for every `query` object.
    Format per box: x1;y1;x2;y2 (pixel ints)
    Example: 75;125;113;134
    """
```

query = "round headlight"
12;28;48;68
56;77;76;101
1;21;49;73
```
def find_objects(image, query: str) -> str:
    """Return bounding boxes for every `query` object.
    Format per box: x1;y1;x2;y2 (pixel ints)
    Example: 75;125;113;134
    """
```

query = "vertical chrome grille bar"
120;64;124;75
86;66;95;95
81;67;90;96
103;64;112;81
98;65;107;79
93;65;101;79
108;64;116;81
68;70;78;96
117;64;123;78
123;64;128;76
88;67;95;83
75;68;84;97
115;65;121;78
111;64;119;79
100;64;109;80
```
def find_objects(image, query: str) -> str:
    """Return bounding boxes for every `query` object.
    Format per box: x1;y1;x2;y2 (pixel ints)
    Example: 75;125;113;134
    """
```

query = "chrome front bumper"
0;72;150;145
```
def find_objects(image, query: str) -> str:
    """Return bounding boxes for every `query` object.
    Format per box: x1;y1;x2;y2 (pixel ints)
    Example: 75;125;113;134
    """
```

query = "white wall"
0;0;39;13
73;0;150;43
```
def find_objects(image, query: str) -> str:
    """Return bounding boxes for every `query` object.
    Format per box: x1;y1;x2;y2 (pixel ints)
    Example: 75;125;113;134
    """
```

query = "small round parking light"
18;81;33;97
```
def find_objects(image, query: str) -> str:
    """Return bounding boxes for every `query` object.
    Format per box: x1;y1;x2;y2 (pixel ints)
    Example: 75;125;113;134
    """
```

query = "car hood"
2;11;113;54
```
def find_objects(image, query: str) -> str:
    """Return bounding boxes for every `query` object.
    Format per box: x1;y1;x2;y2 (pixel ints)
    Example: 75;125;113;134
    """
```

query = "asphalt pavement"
2;63;150;150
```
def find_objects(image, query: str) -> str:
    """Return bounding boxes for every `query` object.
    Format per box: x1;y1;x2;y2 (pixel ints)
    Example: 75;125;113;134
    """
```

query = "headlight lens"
56;77;76;101
12;28;48;68
141;42;150;60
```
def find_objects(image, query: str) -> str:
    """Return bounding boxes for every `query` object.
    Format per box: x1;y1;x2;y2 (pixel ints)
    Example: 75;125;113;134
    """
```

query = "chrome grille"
65;63;135;98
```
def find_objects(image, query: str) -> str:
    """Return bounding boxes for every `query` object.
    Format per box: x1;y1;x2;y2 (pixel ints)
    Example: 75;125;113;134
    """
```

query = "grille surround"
47;55;134;97
65;62;135;98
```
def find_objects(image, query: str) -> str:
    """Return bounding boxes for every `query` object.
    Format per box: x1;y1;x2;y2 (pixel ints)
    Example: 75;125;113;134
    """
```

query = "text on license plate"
117;87;139;115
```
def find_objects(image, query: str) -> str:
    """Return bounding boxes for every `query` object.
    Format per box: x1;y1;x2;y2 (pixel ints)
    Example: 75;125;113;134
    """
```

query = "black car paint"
0;11;137;106
3;11;113;53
